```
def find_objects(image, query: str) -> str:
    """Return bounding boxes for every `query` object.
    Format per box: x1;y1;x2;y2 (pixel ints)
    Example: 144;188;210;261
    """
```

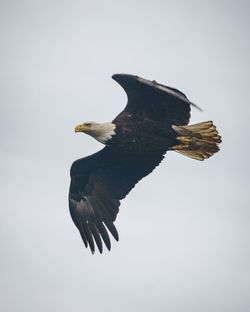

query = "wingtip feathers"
79;220;118;254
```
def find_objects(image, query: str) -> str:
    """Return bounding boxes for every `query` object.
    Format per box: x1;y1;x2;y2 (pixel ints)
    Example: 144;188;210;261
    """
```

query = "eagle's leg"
172;136;192;150
177;136;192;144
172;144;189;150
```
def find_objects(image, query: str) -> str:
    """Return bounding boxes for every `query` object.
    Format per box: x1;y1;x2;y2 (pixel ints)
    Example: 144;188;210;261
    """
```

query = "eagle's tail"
172;121;221;161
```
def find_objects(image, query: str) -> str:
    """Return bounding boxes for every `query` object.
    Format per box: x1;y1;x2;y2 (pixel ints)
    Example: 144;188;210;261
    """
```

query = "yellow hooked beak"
75;124;89;133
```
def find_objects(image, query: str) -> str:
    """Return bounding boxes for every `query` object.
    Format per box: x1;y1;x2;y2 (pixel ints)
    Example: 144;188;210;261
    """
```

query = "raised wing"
69;147;164;253
112;73;201;126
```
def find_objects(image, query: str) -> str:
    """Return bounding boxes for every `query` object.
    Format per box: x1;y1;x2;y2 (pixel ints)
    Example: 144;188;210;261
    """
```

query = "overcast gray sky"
1;0;250;311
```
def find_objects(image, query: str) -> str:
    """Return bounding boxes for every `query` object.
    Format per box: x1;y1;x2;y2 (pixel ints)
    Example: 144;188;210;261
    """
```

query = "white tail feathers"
172;121;222;161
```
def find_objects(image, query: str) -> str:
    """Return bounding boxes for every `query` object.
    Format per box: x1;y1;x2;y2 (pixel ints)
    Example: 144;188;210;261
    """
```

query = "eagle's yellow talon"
177;136;192;144
172;144;189;150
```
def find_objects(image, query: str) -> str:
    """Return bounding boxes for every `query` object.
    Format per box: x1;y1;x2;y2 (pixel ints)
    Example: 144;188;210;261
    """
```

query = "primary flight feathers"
69;74;221;253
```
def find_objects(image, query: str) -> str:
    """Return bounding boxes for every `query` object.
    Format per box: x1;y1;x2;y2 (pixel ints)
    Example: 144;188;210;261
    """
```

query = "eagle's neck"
90;122;116;144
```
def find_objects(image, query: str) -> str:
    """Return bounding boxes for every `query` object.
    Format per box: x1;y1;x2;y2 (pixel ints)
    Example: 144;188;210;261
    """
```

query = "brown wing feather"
69;147;164;253
112;73;200;126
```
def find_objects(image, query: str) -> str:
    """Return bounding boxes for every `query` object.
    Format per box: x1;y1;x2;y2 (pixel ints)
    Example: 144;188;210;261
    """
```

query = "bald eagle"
69;74;221;254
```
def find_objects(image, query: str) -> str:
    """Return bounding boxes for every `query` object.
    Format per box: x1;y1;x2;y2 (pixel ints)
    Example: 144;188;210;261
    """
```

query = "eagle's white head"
75;121;116;144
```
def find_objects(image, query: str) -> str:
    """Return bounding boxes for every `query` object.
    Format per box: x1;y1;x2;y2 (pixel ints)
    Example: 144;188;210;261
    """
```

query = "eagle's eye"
84;122;91;127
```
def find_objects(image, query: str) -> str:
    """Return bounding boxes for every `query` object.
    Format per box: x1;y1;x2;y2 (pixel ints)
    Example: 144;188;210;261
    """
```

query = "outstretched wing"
69;147;164;253
112;73;200;126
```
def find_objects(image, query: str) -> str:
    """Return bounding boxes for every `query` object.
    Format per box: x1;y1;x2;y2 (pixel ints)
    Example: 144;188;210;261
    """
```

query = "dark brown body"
109;113;179;155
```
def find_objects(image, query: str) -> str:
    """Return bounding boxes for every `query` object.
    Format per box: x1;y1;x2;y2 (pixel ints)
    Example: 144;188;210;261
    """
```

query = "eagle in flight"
69;74;221;254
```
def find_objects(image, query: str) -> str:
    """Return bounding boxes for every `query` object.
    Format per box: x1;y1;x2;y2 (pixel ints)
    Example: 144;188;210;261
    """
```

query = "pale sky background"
1;1;250;311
